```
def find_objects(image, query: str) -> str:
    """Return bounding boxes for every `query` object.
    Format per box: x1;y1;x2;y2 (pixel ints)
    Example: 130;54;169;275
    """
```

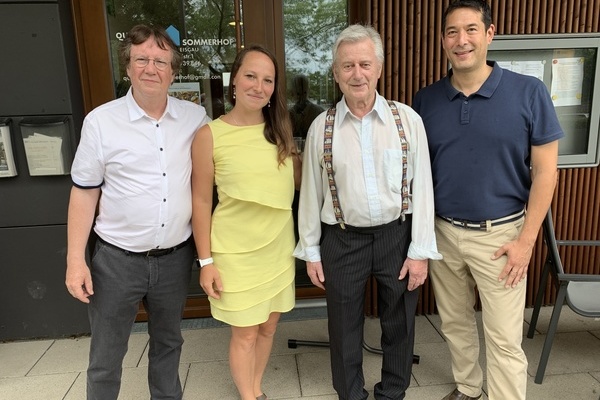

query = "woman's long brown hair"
227;44;294;165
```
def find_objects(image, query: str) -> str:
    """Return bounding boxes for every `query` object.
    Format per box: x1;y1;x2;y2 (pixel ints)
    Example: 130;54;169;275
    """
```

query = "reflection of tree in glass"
283;0;346;107
107;0;237;76
107;0;189;97
184;0;239;77
284;0;346;69
107;0;239;117
183;1;240;117
106;0;182;25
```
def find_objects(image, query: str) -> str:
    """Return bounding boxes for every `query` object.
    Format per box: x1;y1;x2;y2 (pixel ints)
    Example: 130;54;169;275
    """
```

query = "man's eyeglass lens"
133;58;169;70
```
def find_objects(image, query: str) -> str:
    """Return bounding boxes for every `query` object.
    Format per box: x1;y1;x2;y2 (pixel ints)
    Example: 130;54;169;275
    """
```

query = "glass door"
280;0;347;290
104;0;242;120
102;0;244;314
72;0;354;316
283;0;347;121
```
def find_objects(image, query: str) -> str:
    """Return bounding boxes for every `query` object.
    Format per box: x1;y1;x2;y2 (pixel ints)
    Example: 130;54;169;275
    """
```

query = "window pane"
283;0;347;287
105;0;241;119
284;0;347;140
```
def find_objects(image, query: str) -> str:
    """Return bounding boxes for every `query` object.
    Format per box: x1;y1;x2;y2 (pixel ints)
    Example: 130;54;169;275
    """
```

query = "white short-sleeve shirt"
71;88;210;251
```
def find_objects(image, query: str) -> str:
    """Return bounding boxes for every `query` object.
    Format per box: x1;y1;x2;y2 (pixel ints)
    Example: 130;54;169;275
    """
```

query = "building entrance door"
71;0;370;320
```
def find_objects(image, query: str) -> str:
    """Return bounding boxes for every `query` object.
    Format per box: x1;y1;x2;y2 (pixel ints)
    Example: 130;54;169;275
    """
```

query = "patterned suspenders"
323;100;409;230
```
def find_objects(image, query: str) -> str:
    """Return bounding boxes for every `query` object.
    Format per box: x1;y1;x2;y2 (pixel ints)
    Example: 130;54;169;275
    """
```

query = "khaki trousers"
430;217;527;400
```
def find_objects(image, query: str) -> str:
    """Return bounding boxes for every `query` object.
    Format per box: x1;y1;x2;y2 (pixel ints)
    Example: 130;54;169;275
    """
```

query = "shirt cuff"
407;242;443;261
293;244;321;262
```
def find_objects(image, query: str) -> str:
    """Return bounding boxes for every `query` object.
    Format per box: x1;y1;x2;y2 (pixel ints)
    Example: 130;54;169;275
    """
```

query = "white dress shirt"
293;93;441;262
71;88;210;251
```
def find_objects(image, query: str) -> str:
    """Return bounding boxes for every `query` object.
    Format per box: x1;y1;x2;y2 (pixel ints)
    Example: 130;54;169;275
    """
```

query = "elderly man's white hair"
332;24;384;66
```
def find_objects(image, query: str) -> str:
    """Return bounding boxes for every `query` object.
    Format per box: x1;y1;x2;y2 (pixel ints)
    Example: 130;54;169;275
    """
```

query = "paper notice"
551;57;584;107
22;133;65;176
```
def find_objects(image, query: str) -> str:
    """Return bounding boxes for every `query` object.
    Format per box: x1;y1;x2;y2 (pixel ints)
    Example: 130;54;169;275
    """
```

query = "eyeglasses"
131;57;170;71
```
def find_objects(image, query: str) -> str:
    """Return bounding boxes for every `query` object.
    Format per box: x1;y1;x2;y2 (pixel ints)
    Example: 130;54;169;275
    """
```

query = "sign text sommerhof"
181;38;234;46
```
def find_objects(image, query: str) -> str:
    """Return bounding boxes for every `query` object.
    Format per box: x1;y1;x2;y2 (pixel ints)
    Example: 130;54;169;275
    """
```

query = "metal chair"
527;210;600;384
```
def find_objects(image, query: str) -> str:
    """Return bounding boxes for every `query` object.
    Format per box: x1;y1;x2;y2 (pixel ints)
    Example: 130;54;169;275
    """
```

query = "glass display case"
489;33;600;168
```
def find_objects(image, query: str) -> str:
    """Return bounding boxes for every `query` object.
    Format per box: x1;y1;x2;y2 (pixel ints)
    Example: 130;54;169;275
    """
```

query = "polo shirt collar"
125;87;176;121
444;60;502;100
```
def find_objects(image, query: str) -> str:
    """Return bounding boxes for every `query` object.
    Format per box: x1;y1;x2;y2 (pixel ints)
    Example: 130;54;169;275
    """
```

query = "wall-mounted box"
489;33;600;168
19;117;73;176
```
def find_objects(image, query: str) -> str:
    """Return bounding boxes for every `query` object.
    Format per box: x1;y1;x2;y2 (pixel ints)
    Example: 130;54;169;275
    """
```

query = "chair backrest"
542;210;566;276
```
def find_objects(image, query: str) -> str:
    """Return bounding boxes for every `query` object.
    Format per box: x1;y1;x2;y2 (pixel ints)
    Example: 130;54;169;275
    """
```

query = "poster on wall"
105;0;240;119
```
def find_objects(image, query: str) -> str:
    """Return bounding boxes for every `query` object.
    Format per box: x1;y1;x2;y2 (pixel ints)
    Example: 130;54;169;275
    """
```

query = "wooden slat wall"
364;0;600;314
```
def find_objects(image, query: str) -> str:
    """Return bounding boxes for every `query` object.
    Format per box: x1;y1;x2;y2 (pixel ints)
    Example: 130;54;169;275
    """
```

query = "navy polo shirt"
413;61;564;221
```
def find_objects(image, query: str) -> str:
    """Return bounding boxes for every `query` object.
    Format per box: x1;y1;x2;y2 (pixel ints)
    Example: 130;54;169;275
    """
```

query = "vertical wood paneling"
425;1;435;84
406;1;415;100
531;1;539;32
363;0;600;314
590;0;600;32
493;0;502;32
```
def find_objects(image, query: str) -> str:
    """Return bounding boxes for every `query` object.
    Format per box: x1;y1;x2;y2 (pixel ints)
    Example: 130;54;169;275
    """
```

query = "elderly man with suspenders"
294;24;441;400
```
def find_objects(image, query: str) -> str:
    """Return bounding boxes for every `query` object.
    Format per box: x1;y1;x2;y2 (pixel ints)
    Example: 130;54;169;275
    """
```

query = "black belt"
339;214;411;233
437;209;525;231
98;236;190;257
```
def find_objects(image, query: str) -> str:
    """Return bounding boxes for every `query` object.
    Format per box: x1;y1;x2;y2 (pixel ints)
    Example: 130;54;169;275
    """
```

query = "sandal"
256;394;267;400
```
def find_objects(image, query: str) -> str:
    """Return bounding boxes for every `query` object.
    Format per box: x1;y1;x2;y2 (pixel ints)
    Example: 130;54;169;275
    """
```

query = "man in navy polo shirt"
413;1;563;399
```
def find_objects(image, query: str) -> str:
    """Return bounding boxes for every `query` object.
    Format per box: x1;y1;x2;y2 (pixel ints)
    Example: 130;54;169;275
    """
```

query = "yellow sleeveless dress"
208;118;295;326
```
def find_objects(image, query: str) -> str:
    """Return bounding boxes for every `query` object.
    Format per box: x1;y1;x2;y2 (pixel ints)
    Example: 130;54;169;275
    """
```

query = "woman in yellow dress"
191;45;300;400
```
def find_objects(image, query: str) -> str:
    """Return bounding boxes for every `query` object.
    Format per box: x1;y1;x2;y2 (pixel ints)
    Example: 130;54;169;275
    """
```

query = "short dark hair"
442;0;492;33
119;24;182;74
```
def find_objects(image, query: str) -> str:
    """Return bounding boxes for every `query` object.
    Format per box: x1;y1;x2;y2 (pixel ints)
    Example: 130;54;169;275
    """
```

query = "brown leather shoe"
442;388;482;400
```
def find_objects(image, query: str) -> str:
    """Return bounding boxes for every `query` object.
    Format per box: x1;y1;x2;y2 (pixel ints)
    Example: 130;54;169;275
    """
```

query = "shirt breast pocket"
383;149;403;194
